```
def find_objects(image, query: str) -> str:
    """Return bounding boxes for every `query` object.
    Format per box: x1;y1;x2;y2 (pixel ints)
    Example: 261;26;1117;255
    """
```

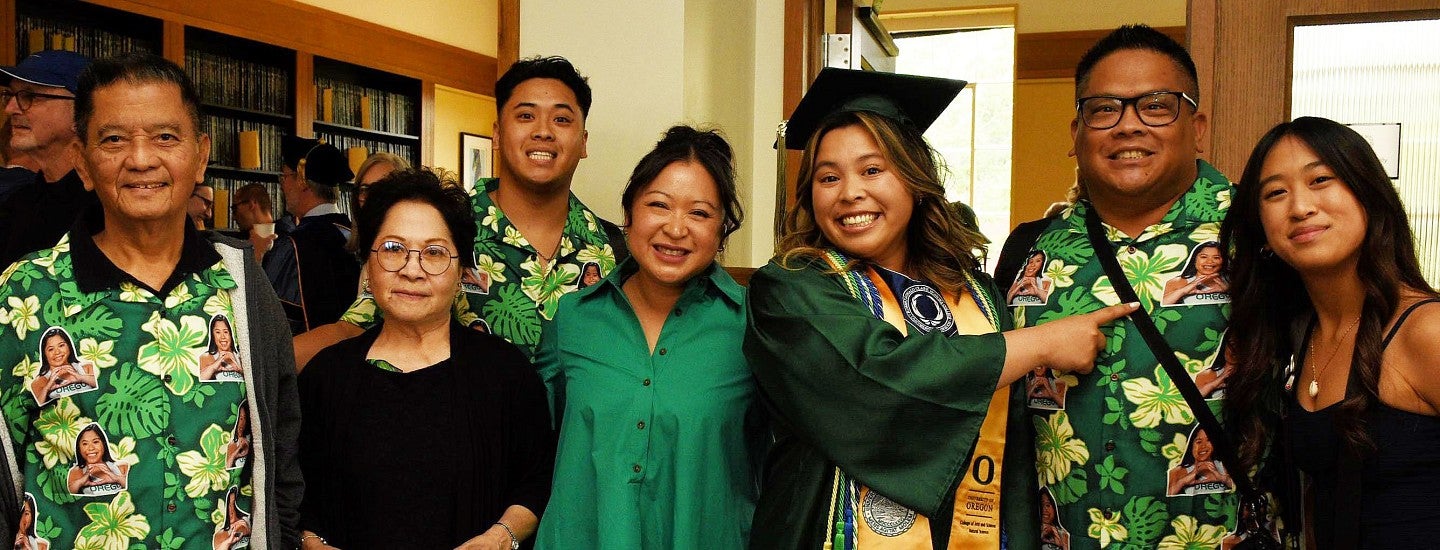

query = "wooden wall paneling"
781;0;823;227
420;81;435;167
293;51;314;138
498;0;519;78
161;19;183;65
1188;0;1218;164
1191;0;1439;178
85;0;496;96
1015;27;1187;81
0;0;14;64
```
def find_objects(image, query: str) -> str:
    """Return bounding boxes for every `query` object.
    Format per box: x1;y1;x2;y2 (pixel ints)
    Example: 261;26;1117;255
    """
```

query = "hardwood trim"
420;81;435;166
498;0;519;77
293;51;314;138
781;0;823;222
1188;0;1218;161
725;266;756;287
1016;26;1186;80
84;0;497;96
0;0;14;64
161;20;183;65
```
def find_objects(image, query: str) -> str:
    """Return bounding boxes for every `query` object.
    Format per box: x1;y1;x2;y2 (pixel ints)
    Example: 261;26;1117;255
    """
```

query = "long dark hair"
38;327;78;375
1179;426;1212;468
1178;241;1223;279
1221;116;1435;468
206;315;234;356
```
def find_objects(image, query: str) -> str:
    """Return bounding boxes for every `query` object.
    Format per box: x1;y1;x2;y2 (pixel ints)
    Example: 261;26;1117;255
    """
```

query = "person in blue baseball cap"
0;49;93;267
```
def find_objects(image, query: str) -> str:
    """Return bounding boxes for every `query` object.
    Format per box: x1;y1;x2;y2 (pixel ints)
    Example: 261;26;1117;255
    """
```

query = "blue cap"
0;50;92;94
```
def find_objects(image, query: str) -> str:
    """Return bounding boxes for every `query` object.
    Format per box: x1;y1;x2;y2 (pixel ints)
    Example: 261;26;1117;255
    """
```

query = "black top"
1284;298;1440;549
262;211;361;333
69;203;221;295
0;169;95;268
298;322;556;550
0;166;36;206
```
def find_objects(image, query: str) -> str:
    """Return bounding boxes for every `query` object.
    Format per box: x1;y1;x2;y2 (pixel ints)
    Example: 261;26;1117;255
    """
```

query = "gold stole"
853;268;1010;549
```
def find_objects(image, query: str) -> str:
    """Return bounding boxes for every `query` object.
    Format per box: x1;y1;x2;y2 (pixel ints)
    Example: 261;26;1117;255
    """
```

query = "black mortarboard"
783;68;967;150
281;135;354;186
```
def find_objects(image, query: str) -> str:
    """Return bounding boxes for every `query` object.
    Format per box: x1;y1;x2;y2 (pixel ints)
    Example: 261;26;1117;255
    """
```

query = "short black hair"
75;52;202;142
355;168;477;269
621;125;745;244
495;56;592;119
1075;24;1199;105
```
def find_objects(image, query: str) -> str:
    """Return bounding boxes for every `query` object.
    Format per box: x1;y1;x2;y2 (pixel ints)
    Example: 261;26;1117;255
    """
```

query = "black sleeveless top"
1283;299;1440;549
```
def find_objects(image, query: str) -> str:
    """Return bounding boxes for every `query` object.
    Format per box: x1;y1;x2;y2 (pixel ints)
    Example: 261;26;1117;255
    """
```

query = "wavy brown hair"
1221;116;1436;470
778;110;985;292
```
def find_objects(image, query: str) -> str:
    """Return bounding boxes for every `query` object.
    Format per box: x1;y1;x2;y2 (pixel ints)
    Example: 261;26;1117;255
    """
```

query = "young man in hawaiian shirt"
1001;25;1241;549
0;53;301;549
294;56;626;365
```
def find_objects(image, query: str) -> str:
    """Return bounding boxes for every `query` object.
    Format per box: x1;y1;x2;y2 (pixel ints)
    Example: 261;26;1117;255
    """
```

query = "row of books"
187;50;290;115
16;15;156;60
315;131;416;167
203;115;287;172
315;78;415;135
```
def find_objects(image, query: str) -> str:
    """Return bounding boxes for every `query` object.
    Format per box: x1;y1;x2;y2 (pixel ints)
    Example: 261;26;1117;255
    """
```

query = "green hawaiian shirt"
0;232;253;550
1009;161;1238;549
340;178;620;356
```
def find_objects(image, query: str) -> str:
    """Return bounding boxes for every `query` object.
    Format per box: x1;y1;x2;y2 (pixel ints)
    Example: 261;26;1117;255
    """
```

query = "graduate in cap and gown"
265;135;361;334
743;68;1135;549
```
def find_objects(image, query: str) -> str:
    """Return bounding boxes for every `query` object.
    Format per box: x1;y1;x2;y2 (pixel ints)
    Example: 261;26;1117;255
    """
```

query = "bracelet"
494;521;519;550
298;533;326;547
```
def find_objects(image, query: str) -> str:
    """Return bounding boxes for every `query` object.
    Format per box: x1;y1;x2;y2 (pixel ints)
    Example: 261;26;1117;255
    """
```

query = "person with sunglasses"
298;168;555;550
994;25;1247;545
0;50;92;268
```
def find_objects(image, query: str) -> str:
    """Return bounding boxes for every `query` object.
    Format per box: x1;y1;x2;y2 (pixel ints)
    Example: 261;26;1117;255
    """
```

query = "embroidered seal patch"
862;490;917;537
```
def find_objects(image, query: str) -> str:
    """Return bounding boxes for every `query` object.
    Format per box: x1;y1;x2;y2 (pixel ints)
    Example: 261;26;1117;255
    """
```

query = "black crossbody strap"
1083;212;1260;498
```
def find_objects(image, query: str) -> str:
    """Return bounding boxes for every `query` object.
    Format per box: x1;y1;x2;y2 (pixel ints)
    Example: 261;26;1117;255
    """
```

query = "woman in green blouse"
534;126;760;549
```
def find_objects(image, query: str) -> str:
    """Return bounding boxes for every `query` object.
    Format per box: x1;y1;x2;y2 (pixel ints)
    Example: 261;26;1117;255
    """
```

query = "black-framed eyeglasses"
1075;91;1198;130
191;192;213;209
371;240;459;275
0;89;75;111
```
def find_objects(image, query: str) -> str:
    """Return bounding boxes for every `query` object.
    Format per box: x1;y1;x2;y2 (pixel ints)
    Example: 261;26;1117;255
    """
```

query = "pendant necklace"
1307;316;1361;398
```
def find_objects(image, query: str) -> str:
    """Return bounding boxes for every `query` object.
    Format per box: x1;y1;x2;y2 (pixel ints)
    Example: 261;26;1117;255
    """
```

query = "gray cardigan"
0;232;303;549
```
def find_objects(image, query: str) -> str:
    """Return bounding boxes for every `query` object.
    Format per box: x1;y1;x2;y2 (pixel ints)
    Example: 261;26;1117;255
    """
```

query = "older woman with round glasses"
297;169;555;550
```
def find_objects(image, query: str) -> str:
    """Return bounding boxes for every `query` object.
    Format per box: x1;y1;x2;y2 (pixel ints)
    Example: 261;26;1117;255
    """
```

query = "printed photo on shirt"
14;492;51;550
226;400;252;471
461;252;491;295
199;314;245;383
1006;250;1053;307
577;261;602;290
1195;332;1235;400
212;485;251;550
30;326;99;406
1166;424;1235;497
67;423;129;497
1027;366;1067;410
1039;487;1070;550
1160;241;1231;307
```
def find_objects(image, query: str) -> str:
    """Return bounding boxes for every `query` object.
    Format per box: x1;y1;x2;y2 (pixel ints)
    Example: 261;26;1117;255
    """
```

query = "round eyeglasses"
371;240;459;275
1075;91;1197;130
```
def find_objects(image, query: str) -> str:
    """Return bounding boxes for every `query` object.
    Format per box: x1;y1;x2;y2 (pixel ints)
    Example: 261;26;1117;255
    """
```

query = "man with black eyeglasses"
994;25;1242;547
188;183;215;229
0;50;92;267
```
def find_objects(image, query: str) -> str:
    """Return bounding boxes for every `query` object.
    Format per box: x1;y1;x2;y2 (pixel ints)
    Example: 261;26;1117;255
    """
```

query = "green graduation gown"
743;256;1038;549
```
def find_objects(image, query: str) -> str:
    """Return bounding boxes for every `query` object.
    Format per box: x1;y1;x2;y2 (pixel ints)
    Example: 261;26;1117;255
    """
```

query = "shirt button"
1127;245;1137;254
162;374;172;383
674;308;683;317
636;421;645;430
642;378;651;387
166;502;177;513
1104;509;1115;520
1110;373;1120;381
632;464;642;473
1104;440;1116;452
658;348;667;356
167;435;178;446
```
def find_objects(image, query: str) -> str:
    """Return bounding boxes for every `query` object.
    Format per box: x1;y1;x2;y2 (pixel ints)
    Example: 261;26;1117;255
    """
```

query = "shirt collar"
302;202;342;218
583;257;744;308
71;203;222;295
476;177;603;248
1066;159;1231;241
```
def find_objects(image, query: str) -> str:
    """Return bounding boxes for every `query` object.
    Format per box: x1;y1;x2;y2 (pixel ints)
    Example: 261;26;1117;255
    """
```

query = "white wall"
521;0;785;267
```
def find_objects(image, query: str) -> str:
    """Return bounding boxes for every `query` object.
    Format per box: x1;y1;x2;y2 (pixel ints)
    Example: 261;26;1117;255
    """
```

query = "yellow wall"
293;0;497;57
1012;78;1077;225
433;85;497;177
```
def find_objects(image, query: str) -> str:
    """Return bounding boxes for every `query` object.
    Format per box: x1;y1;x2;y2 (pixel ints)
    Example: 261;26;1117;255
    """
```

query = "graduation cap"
782;68;967;150
281;135;354;187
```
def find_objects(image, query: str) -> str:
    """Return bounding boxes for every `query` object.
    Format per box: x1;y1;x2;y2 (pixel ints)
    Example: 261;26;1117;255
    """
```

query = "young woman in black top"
1222;116;1440;548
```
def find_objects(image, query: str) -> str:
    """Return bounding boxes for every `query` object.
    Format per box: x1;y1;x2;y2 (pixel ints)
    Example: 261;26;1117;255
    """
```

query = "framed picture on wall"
460;132;493;191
